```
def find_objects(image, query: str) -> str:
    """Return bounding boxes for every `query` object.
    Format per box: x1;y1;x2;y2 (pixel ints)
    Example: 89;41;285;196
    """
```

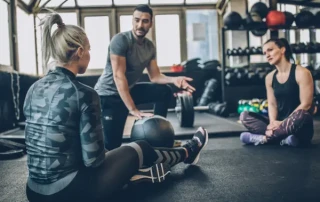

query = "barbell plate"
178;93;194;127
176;95;183;126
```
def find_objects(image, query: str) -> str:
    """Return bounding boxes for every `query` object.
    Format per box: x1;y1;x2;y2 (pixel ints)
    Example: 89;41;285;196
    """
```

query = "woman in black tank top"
239;38;314;147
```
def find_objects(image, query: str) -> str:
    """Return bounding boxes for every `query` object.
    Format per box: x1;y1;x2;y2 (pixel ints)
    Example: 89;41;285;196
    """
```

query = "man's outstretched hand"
173;76;195;94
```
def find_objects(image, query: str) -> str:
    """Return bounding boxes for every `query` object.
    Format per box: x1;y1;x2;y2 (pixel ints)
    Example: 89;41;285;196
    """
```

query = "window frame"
25;4;221;76
116;7;185;71
0;0;12;69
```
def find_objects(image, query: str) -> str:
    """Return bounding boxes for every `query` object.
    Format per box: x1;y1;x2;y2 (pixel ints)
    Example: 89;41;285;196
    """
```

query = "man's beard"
134;28;148;38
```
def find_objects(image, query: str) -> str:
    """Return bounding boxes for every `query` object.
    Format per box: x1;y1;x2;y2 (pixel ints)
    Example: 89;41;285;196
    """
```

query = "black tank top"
272;64;300;121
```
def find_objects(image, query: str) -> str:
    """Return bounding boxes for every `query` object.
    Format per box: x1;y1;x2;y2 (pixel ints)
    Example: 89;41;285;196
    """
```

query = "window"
119;15;153;41
155;15;181;66
17;8;36;75
186;10;218;63
0;1;10;66
36;12;77;75
84;16;110;70
21;0;30;5
114;0;148;6
186;0;218;4
248;0;260;10
300;29;309;64
316;30;320;63
45;0;75;8
284;5;296;44
150;0;183;4
77;0;112;6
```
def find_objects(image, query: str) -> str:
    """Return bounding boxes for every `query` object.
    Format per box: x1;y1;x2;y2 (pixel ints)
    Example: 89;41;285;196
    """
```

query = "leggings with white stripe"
26;140;188;202
89;140;187;200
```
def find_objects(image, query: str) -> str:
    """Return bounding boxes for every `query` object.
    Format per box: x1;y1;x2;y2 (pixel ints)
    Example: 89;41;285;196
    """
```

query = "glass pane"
186;10;218;63
77;0;112;6
119;15;152;41
249;32;263;63
150;0;183;4
248;0;260;10
120;15;132;32
155;15;181;66
285;4;297;14
36;12;77;75
17;8;36;75
21;0;30;5
45;0;65;8
317;30;320;64
62;0;76;7
0;1;10;65
300;29;309;64
289;30;295;44
114;0;148;6
186;0;218;4
300;29;309;43
84;16;110;70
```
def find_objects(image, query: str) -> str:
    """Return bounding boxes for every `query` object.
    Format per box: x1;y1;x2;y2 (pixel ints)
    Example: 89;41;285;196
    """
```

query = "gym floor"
0;114;320;202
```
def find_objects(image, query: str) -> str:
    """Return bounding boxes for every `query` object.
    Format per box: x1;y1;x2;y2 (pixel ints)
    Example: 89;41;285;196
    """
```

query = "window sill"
79;66;179;76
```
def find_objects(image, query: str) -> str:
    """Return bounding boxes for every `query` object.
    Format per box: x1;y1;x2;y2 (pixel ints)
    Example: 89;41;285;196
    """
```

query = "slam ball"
266;11;286;28
130;115;175;148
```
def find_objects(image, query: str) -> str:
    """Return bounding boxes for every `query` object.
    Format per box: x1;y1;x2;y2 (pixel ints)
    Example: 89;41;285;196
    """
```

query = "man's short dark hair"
134;4;153;21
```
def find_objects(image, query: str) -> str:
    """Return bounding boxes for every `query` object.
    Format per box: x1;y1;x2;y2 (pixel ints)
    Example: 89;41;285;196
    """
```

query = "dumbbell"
227;49;232;56
225;70;237;86
307;42;317;54
256;47;262;54
175;92;228;127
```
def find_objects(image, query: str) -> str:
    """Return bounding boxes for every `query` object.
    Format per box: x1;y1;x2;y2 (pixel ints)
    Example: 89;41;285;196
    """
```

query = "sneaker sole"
130;163;171;184
191;128;209;165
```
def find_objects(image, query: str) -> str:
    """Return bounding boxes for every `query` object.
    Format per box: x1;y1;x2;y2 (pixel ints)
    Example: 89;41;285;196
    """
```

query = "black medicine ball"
250;2;269;19
314;11;320;27
295;11;314;28
224;12;243;29
130;115;175;148
284;11;295;28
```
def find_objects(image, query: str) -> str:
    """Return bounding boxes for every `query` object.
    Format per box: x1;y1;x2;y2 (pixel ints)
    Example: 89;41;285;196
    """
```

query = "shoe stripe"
160;163;164;181
155;150;163;164
163;151;171;165
156;163;160;182
172;152;177;166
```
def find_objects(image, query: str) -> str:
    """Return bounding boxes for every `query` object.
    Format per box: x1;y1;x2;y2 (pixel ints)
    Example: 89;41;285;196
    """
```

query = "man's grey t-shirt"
94;30;156;96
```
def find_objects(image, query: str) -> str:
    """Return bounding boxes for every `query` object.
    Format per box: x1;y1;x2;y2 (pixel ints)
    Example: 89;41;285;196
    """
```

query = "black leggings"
26;140;187;202
100;82;173;150
240;109;314;145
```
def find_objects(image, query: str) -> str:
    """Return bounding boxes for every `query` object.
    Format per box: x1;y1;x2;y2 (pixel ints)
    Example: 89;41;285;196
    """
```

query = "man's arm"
147;59;175;84
294;66;314;112
265;71;278;123
111;54;136;112
108;33;139;112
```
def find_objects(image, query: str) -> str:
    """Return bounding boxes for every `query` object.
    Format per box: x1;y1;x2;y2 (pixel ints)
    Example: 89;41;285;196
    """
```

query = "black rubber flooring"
167;112;247;137
0;117;320;202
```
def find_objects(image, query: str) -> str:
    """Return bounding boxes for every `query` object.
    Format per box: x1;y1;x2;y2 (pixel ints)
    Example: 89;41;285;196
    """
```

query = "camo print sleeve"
78;86;106;167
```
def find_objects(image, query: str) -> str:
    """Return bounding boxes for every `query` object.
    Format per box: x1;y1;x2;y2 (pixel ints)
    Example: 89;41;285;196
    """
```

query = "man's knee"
158;84;173;99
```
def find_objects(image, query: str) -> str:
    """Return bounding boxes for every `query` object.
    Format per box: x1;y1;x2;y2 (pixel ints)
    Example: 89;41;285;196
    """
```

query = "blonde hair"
39;11;87;71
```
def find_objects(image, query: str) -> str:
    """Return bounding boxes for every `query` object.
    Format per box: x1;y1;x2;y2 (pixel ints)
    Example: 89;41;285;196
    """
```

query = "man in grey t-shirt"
94;4;195;150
